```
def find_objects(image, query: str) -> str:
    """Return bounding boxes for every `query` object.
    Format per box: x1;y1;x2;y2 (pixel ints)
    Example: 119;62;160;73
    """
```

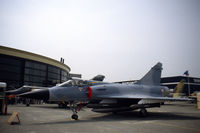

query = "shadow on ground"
32;111;200;125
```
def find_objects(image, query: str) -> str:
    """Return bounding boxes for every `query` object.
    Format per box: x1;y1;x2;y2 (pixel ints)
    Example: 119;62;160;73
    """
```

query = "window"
24;61;48;86
48;72;60;79
25;68;46;77
0;55;22;66
25;61;47;71
0;55;24;89
0;64;21;74
48;66;60;74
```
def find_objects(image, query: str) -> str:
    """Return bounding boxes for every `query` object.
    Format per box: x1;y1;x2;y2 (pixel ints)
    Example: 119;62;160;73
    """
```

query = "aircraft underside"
86;99;161;114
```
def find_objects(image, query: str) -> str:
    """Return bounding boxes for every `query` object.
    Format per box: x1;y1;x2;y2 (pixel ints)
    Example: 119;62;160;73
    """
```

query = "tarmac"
1;102;200;133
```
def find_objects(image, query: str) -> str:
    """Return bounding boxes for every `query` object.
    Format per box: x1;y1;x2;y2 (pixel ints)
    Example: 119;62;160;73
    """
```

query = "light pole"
184;70;190;96
187;76;190;96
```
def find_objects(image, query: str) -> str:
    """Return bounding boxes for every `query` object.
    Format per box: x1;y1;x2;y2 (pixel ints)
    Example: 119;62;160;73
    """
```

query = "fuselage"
48;83;169;102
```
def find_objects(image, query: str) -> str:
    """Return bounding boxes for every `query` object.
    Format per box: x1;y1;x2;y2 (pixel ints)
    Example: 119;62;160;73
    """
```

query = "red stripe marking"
88;86;92;99
78;102;82;111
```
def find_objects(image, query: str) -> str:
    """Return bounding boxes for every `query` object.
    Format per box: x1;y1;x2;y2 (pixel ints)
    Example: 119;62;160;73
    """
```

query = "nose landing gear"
71;114;78;120
69;102;79;120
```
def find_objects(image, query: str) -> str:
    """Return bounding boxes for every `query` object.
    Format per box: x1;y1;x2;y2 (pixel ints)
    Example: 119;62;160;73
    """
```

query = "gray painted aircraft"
7;75;105;106
6;75;105;96
19;62;191;120
5;85;47;96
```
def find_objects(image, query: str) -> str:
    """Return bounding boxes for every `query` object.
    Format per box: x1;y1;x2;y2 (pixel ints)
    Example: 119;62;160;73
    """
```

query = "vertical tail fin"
136;62;162;86
173;79;185;98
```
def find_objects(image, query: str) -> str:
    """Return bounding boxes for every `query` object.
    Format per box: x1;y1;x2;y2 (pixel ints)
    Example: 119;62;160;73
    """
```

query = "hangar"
0;45;72;90
161;76;200;96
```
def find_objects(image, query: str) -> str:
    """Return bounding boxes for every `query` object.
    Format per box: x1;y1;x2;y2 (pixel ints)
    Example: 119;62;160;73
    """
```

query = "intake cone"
18;89;49;101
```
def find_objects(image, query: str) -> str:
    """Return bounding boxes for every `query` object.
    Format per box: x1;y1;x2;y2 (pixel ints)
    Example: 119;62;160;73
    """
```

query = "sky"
0;0;200;82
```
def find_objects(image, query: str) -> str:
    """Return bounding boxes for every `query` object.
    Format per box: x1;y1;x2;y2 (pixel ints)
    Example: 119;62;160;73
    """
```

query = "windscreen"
59;80;74;87
59;79;88;87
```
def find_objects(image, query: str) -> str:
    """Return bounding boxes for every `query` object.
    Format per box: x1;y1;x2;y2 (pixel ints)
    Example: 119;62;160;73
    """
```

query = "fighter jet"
19;62;191;120
6;75;105;96
7;75;105;106
167;79;186;98
5;85;47;96
91;75;105;81
5;85;48;106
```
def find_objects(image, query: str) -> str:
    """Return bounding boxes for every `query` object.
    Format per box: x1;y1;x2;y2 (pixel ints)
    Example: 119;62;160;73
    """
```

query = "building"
0;45;71;90
161;76;200;96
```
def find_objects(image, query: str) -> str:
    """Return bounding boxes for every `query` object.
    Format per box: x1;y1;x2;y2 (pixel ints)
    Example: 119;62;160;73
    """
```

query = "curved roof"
0;45;70;72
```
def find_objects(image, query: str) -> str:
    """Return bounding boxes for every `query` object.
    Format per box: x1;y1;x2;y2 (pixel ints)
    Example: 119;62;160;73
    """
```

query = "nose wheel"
69;102;79;120
71;114;78;120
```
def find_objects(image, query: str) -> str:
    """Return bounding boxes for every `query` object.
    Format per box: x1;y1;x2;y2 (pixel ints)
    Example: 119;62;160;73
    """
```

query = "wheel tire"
139;108;148;117
71;114;78;120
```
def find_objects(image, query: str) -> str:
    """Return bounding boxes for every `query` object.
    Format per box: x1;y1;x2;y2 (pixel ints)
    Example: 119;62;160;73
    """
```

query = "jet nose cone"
18;89;49;101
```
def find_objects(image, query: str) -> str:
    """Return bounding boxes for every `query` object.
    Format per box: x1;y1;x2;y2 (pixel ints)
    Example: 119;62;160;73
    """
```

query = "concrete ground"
0;102;200;133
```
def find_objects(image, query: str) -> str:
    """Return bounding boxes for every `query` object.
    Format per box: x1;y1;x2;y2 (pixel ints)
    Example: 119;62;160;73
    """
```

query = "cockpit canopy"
59;79;88;87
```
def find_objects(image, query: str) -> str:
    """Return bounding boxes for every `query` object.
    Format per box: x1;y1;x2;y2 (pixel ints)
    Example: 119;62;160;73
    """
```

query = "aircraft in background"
5;85;47;96
91;75;105;81
19;62;192;120
5;85;48;106
172;79;186;98
167;79;186;98
188;91;200;103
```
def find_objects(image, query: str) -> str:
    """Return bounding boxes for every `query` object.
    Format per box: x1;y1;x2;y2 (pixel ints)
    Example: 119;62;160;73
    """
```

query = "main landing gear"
139;108;148;117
